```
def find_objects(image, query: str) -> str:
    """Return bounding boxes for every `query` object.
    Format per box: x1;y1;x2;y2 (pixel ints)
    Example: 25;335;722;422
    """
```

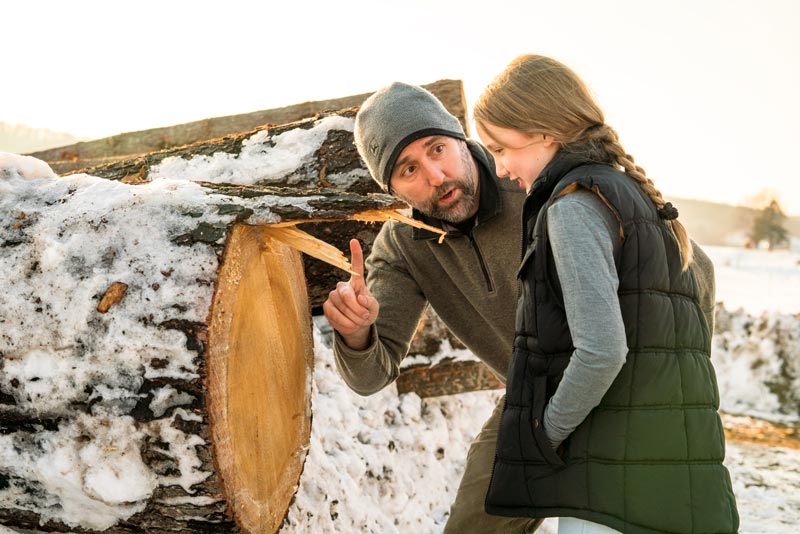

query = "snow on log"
0;117;405;534
29;80;468;176
63;110;376;193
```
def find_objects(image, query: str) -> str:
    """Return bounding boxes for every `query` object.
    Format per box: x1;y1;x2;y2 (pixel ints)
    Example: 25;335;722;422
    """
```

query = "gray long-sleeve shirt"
543;189;627;447
542;189;716;447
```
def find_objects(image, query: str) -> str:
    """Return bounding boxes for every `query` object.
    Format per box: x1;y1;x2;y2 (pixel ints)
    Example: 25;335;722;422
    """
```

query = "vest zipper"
469;234;494;293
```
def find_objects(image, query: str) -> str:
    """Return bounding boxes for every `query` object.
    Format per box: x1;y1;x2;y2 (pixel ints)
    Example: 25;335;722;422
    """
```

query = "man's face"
389;136;478;223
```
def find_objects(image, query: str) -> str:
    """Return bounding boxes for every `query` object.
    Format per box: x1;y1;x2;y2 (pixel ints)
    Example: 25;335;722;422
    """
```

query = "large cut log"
0;140;407;532
28;80;468;175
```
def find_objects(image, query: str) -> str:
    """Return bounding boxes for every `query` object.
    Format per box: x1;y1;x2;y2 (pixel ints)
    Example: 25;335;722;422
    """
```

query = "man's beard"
399;143;477;223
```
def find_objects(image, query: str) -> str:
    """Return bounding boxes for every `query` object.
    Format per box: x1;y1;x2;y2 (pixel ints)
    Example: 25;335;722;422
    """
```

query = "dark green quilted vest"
485;154;739;534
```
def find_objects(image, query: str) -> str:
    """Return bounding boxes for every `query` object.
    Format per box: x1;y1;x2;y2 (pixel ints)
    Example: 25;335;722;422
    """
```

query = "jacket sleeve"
689;240;716;336
333;221;428;396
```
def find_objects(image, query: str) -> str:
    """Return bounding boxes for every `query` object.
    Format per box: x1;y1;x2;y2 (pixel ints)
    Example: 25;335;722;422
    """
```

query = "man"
322;82;538;533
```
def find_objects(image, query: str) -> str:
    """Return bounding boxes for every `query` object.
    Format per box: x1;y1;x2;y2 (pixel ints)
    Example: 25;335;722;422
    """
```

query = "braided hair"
474;54;693;270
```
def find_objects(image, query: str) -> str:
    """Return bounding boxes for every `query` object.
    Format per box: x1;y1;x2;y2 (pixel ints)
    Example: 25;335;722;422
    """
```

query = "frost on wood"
0;113;401;534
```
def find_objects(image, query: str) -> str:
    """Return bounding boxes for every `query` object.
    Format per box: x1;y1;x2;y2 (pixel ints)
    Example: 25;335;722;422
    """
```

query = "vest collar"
527;148;596;207
520;148;602;252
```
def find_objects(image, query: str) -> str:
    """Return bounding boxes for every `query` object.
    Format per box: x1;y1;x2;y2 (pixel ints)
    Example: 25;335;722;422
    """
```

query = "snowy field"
706;245;800;316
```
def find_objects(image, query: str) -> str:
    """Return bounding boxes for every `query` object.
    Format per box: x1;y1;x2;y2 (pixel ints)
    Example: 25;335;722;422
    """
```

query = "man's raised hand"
322;239;380;350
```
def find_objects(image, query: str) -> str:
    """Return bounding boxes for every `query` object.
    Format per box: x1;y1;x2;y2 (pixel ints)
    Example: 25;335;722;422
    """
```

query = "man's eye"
433;144;445;154
401;165;417;177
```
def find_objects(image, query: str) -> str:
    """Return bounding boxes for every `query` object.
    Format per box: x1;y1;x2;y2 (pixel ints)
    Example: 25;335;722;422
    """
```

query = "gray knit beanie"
354;82;466;191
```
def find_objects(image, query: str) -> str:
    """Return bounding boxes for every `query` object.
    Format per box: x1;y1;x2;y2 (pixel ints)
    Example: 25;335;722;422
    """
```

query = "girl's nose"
495;160;509;178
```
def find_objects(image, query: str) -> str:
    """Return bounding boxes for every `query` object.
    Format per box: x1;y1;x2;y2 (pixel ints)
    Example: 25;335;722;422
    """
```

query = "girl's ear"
542;134;557;148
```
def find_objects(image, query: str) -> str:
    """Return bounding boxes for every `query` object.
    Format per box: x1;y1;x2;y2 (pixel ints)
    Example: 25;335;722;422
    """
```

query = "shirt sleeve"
542;189;628;448
689;240;716;335
333;222;428;396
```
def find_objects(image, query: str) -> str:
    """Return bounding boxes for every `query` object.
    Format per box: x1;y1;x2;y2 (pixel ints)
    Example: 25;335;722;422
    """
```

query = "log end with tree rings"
208;224;313;533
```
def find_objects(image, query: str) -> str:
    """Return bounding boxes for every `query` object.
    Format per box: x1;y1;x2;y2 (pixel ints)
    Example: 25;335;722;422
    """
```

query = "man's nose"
422;161;445;187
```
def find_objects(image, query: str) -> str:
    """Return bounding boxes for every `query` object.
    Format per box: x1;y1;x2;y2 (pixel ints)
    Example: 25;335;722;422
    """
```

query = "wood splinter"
353;210;448;244
264;208;450;276
261;226;359;276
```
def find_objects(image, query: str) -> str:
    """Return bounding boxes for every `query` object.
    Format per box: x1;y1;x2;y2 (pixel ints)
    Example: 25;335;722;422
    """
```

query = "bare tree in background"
749;199;789;250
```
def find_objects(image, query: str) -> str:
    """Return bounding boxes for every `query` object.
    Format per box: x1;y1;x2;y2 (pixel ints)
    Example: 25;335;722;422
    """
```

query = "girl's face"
476;123;559;192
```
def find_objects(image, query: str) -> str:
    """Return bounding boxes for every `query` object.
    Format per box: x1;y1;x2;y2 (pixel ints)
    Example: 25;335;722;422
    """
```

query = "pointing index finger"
349;239;365;278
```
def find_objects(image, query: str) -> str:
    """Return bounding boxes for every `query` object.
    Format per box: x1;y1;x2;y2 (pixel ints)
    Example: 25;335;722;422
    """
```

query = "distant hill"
667;196;800;247
0;121;87;153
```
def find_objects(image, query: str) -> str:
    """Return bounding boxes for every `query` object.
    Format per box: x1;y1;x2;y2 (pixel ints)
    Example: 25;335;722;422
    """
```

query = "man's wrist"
341;327;372;351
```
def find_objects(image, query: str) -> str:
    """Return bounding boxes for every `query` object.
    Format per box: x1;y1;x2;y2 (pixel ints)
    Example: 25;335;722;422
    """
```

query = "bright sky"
3;0;798;213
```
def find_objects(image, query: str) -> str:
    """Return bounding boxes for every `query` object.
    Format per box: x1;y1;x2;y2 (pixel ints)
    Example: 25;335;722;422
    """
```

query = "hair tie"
658;202;679;220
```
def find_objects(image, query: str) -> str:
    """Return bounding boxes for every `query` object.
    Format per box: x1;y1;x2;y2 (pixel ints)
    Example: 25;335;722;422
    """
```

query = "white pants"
558;517;623;534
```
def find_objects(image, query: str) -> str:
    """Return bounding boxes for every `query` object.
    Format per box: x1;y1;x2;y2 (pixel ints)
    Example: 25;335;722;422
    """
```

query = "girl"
474;55;738;534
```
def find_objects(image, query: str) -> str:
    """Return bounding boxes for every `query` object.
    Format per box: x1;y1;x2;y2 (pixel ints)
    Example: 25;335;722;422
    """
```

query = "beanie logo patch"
369;140;379;156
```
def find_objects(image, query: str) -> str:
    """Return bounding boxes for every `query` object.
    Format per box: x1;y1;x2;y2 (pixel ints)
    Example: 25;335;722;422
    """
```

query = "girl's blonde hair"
474;54;693;270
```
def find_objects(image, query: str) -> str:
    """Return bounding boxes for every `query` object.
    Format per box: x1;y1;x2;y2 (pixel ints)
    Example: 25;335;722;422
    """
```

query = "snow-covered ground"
705;245;800;316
